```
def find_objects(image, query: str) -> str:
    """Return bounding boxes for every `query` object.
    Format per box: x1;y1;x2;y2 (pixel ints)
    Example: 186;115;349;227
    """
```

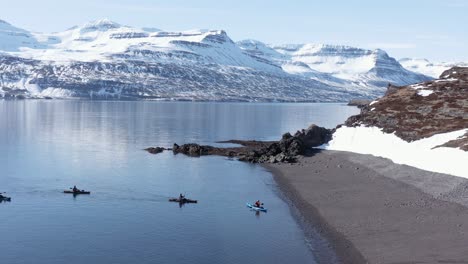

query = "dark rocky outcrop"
146;124;333;163
172;143;216;156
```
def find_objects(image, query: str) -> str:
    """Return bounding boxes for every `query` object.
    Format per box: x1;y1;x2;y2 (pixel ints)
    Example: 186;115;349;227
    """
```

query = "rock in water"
145;147;165;154
146;123;333;163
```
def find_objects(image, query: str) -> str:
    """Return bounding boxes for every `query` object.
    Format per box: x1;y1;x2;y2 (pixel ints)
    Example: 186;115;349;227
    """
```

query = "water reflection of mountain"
0;100;358;168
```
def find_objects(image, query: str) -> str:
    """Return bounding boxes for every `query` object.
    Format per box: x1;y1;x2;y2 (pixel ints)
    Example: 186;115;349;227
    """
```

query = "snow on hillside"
268;44;431;86
0;19;45;51
9;19;280;73
238;41;431;89
399;58;468;78
271;44;376;78
321;126;468;178
0;19;433;101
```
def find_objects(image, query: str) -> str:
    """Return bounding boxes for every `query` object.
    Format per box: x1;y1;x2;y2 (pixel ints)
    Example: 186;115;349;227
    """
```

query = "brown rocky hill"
344;67;468;150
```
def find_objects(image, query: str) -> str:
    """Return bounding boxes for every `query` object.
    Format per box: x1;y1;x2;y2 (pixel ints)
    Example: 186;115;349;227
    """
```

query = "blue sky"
1;0;467;61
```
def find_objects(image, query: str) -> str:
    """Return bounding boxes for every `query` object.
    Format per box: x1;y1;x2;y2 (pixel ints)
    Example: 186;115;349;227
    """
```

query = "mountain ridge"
0;19;432;101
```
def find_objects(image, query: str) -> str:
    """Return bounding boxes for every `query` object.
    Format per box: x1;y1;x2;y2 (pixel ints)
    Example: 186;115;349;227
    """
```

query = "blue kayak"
246;202;267;212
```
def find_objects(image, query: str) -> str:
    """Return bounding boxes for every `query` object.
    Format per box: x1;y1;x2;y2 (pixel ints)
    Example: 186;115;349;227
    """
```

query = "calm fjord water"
0;101;358;264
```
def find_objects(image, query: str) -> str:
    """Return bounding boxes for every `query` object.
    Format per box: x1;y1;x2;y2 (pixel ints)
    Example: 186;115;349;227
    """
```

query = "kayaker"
73;186;79;192
179;193;185;201
255;200;261;208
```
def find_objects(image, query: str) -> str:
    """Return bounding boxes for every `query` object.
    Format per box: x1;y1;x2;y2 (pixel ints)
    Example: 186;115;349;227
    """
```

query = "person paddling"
254;200;262;208
179;193;185;201
73;186;79;193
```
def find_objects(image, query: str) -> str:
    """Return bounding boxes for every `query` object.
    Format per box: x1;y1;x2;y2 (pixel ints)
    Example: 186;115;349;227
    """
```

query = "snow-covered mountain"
0;19;431;101
238;41;430;88
399;58;468;78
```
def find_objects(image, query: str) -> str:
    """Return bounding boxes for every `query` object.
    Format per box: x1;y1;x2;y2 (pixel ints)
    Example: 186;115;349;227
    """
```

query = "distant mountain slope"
0;19;44;51
399;58;468;78
0;19;432;101
1;54;367;101
238;42;430;87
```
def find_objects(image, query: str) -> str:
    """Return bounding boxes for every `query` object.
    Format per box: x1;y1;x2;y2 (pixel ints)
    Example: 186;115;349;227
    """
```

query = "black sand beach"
266;149;468;264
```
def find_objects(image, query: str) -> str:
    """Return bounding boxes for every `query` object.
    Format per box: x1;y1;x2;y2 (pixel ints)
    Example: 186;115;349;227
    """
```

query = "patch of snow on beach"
321;126;468;178
409;84;426;90
417;90;434;96
434;78;458;83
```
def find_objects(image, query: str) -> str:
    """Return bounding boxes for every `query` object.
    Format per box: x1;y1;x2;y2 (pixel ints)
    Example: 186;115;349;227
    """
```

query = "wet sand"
265;149;468;264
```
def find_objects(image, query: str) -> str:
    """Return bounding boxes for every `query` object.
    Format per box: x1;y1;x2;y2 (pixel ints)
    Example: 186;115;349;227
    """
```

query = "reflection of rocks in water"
146;124;333;164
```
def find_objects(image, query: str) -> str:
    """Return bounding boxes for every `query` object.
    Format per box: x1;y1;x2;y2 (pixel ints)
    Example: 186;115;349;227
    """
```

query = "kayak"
64;190;91;195
246;202;267;212
169;198;197;203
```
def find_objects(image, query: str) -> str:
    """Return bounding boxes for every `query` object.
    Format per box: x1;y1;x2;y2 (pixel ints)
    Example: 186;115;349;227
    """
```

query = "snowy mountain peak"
271;43;373;57
237;39;266;46
238;40;280;57
79;19;121;32
237;39;273;52
372;48;388;56
371;49;396;66
200;29;233;44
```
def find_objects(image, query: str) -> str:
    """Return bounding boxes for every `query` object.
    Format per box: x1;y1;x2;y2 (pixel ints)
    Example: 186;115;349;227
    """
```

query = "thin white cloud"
415;35;450;41
444;0;468;7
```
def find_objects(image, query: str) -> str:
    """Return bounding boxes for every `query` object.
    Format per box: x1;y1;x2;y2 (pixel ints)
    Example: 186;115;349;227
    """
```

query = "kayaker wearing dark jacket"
73;186;79;192
255;200;261;208
179;193;185;201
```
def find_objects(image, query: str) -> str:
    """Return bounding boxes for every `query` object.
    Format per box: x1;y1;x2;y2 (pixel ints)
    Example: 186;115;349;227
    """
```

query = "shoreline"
264;160;366;264
265;149;468;263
